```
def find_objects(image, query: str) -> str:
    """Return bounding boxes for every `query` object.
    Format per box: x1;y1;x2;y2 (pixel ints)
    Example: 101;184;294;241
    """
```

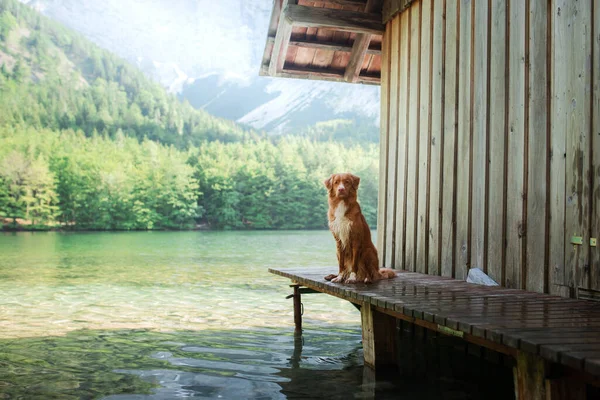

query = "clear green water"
0;231;513;399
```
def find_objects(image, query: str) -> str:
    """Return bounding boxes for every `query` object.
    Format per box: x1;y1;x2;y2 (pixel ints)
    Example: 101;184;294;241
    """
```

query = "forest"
0;0;379;231
0;126;378;230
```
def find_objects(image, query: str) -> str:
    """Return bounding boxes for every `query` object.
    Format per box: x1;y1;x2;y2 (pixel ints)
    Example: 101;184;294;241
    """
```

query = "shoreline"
1;225;330;233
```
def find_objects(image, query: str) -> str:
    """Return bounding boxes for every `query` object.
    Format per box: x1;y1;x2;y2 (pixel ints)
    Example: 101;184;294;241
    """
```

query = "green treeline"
192;138;378;229
0;0;380;231
0;126;378;230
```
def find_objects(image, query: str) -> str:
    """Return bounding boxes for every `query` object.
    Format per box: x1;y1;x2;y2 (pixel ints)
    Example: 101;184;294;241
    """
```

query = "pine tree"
11;59;30;83
21;156;59;226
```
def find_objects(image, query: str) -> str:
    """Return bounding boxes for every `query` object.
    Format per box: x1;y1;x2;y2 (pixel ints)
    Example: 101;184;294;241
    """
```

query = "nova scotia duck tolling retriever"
323;173;396;284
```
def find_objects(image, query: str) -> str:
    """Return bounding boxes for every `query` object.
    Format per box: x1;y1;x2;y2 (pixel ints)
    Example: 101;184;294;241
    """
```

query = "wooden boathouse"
261;0;600;398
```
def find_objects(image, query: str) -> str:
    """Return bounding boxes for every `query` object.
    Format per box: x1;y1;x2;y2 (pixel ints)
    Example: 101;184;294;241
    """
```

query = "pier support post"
514;352;547;399
292;284;302;334
361;304;397;369
513;351;587;400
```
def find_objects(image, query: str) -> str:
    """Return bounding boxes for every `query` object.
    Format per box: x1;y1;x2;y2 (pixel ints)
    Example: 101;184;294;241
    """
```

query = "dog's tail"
377;268;397;280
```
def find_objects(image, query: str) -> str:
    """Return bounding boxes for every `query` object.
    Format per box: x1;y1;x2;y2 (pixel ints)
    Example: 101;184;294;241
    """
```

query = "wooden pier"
270;266;600;399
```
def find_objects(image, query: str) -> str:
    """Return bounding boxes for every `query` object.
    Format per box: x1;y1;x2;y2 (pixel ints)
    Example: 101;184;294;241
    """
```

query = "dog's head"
324;173;360;199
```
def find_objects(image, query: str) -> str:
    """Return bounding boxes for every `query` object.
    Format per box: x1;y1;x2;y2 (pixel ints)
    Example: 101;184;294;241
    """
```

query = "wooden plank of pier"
269;266;600;384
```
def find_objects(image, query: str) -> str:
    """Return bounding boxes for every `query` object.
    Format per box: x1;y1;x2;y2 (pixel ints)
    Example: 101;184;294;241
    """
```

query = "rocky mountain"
18;0;380;136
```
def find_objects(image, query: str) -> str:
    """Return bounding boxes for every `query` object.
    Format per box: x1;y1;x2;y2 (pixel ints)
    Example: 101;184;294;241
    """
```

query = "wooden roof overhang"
260;0;387;85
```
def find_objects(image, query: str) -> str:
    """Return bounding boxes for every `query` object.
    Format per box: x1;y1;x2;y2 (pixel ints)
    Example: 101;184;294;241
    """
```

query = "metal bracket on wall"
570;236;583;245
591;238;597;247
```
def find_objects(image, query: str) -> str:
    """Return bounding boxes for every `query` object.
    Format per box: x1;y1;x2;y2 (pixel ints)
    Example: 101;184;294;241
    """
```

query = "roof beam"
267;0;282;37
344;34;371;82
284;4;385;35
282;67;380;84
261;65;380;85
321;0;368;7
267;36;382;55
343;0;380;83
268;0;296;76
292;39;381;55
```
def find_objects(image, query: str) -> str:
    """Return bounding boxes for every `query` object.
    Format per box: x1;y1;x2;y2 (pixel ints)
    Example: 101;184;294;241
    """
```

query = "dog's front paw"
331;275;344;283
324;274;337;281
346;272;357;284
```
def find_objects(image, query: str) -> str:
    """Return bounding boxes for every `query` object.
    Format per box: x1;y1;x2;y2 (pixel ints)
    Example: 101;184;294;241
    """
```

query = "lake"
0;231;513;399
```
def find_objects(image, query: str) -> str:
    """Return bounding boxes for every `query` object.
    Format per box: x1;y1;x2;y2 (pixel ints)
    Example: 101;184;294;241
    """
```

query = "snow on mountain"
19;0;380;134
238;79;379;132
150;61;195;94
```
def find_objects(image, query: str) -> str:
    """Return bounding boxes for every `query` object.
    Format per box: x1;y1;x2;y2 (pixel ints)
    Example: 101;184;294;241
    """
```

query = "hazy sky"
25;0;274;82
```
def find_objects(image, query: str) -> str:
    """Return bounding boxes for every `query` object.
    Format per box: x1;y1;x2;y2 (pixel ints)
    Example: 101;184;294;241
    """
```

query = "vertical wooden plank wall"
378;0;600;297
404;2;421;272
551;0;592;295
562;0;591;294
549;0;568;297
455;0;471;281
526;0;549;293
486;0;507;285
593;2;600;292
393;10;410;269
441;0;457;279
471;0;488;281
416;0;431;275
505;0;525;290
383;18;398;269
377;21;391;268
427;0;444;277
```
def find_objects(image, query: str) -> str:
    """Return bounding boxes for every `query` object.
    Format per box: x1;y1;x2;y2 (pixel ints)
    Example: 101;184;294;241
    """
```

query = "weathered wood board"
427;0;444;277
440;0;457;278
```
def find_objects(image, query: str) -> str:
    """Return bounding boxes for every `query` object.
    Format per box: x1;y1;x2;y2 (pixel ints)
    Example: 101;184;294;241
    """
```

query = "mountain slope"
17;0;381;138
0;0;257;147
180;75;380;137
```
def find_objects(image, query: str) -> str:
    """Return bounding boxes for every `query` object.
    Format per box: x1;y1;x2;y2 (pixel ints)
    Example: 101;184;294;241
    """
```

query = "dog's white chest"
330;202;352;248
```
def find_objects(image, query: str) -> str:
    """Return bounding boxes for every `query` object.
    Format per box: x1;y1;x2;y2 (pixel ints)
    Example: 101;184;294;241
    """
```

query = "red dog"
323;173;396;284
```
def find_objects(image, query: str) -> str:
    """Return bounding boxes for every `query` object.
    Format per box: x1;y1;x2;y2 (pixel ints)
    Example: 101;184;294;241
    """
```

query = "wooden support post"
514;352;547;399
292;284;302;334
362;365;376;396
514;351;587;400
361;303;398;369
268;0;295;76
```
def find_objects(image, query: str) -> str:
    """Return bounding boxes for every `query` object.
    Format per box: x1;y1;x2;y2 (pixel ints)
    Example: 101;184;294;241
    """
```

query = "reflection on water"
0;232;513;399
0;328;366;399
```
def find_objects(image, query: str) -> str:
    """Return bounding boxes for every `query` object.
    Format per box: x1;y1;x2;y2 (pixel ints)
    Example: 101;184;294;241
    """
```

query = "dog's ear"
323;175;333;190
350;174;360;190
